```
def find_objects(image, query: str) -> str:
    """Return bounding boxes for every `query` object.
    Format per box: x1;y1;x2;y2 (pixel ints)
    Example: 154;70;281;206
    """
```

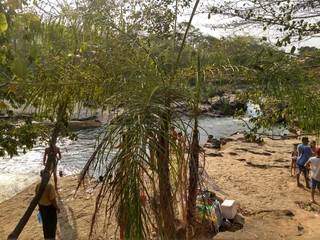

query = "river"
0;114;287;203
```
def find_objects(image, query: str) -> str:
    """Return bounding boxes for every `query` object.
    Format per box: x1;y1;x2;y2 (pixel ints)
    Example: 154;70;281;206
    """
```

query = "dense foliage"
1;0;320;239
207;0;320;48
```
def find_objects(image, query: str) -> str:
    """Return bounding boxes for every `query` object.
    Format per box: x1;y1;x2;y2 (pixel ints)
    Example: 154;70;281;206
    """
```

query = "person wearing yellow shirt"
35;170;60;240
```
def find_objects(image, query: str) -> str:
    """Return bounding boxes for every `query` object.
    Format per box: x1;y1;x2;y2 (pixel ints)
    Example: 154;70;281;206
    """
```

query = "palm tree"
8;0;203;238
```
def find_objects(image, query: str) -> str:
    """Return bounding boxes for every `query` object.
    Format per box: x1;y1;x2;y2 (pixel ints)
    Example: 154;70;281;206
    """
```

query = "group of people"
34;134;320;239
291;137;320;203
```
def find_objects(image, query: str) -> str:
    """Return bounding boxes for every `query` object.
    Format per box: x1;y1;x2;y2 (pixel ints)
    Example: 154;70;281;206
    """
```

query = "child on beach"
305;148;320;203
310;140;318;156
296;137;312;188
291;143;298;176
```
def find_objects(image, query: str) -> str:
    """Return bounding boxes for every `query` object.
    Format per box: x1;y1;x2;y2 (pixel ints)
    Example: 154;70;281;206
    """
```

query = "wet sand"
1;134;320;239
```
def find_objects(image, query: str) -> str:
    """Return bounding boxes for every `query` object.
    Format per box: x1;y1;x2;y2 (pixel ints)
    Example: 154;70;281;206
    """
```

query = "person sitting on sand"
36;170;60;240
290;144;298;176
296;137;312;188
204;135;214;148
305;148;320;203
43;142;61;191
204;135;221;149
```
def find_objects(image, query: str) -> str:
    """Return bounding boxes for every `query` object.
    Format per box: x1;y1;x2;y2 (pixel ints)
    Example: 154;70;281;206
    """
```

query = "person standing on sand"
290;143;298;176
43;142;61;191
36;170;60;240
305;148;320;203
310;140;318;156
296;137;312;188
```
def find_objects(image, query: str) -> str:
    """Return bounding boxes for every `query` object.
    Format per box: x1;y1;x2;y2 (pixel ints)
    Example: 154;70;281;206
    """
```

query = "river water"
0;114;287;203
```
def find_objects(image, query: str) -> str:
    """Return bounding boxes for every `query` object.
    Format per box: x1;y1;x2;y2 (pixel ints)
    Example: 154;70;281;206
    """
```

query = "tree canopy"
207;0;320;48
1;0;320;239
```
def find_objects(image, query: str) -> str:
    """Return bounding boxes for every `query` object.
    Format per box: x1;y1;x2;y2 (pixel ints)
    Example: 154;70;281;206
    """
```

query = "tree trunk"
186;118;199;239
7;104;67;240
156;117;175;239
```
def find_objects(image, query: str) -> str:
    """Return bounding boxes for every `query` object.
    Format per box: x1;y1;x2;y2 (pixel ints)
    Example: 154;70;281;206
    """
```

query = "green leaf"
7;0;22;10
25;13;41;31
0;13;8;33
290;46;296;54
0;101;8;110
11;57;28;78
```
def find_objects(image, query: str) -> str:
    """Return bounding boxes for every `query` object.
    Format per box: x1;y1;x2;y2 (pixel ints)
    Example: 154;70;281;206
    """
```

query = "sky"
42;0;320;50
178;0;320;50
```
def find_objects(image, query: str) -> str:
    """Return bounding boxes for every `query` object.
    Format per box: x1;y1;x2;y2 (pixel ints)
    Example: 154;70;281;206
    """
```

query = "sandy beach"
0;176;110;240
1;134;320;240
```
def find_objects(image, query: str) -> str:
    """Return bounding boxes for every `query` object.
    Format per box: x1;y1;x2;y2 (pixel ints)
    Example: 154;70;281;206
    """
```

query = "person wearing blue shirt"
296;137;312;188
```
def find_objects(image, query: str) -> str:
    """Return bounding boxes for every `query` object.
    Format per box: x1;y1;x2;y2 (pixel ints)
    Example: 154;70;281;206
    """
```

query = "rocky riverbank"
178;93;247;118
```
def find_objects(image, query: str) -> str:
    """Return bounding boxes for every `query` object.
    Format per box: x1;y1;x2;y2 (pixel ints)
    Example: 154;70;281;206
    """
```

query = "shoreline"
0;172;78;204
0;174;38;204
0;175;109;240
1;134;320;239
0;116;247;205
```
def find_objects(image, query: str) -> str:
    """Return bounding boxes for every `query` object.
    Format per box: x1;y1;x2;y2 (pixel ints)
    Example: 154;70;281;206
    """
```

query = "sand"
207;135;320;240
0;176;112;240
1;134;320;240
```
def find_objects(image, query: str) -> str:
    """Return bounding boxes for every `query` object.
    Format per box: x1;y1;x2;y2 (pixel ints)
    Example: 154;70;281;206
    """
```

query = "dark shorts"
310;178;320;189
39;204;57;239
49;161;58;172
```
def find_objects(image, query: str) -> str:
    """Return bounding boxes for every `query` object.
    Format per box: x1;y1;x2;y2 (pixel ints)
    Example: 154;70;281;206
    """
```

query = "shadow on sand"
57;195;79;240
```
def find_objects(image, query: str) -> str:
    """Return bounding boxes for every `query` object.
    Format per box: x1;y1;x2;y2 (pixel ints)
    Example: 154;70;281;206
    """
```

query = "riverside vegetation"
1;0;320;239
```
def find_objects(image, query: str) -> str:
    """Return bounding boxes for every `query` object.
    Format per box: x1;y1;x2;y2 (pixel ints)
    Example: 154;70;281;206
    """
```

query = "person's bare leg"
297;173;302;187
311;188;316;203
290;162;294;176
303;171;310;188
53;169;58;191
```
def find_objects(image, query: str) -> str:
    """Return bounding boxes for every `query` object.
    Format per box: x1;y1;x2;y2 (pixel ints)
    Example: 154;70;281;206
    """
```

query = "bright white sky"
178;0;320;50
45;0;320;49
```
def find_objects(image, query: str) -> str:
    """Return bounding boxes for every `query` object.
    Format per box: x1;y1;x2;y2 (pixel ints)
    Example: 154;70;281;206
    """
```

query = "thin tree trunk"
186;118;199;239
182;145;188;225
7;104;67;240
177;138;187;226
156;116;175;239
187;52;201;239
